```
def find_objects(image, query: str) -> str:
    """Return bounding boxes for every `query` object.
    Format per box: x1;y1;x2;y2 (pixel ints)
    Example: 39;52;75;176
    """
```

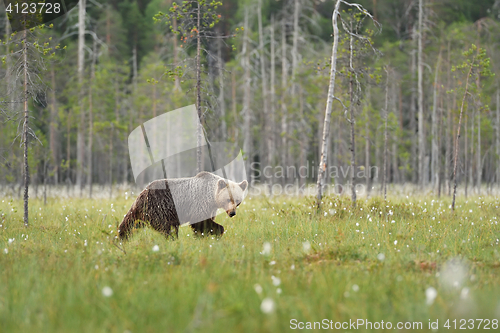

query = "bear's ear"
217;179;227;192
239;180;248;192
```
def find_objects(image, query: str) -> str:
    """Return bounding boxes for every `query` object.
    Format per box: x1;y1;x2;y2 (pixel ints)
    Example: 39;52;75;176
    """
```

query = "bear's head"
215;179;248;217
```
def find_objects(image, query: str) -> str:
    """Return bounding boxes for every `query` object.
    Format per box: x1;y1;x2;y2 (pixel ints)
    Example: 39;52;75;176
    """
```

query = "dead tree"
451;45;492;210
1;18;60;226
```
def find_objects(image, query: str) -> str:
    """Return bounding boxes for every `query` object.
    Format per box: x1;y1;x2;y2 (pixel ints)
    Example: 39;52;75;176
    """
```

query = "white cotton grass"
3;248;7;254
425;287;437;305
460;287;469;300
302;241;311;253
152;245;159;252
260;298;275;314
254;284;263;294
377;253;385;261
271;276;281;286
439;258;468;290
102;286;113;297
352;284;359;292
262;242;271;255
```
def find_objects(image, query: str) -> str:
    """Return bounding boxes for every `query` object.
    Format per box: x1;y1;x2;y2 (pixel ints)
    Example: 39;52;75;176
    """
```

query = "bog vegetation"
1;195;500;331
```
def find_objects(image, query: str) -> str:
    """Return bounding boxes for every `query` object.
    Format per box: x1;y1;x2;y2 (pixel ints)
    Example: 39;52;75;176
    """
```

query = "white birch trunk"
281;17;288;184
269;15;276;184
316;0;341;206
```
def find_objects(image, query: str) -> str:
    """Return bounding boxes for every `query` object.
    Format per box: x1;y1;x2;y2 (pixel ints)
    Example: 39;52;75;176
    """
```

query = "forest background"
1;0;500;200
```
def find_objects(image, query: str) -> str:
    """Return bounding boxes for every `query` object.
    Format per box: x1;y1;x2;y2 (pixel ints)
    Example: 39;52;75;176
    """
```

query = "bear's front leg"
190;218;224;237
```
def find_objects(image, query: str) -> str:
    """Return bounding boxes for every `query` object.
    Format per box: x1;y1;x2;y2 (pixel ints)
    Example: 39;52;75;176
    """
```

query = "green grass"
1;194;500;332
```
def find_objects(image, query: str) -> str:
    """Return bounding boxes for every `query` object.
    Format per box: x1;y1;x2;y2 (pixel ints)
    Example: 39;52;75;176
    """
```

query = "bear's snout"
228;210;236;217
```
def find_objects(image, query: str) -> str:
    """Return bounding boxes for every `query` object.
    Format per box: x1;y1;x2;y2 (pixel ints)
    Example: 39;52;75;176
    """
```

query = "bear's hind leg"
149;219;179;240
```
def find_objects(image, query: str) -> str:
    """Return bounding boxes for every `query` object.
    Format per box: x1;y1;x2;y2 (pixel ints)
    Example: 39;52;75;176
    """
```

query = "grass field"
1;193;500;332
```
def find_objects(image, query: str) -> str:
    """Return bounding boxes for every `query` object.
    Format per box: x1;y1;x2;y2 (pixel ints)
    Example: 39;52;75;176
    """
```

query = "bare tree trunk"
269;15;276;186
348;23;356;206
316;0;341;207
66;109;71;195
291;0;299;91
445;40;451;195
109;123;113;199
196;1;203;172
365;87;371;197
452;58;474;211
477;111;481;194
281;17;288;185
242;8;252;182
43;156;47;205
87;38;97;199
173;15;181;92
231;70;238;140
383;68;389;201
50;66;58;185
497;89;500;187
410;49;417;184
391;78;398;183
258;0;270;179
431;49;441;191
465;114;468;198
469;110;474;194
76;0;86;194
132;45;138;94
417;0;425;189
299;86;307;190
218;38;226;140
23;27;29;227
438;86;443;197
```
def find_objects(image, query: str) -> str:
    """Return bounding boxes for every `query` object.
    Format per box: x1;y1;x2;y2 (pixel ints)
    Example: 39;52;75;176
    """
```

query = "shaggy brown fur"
118;172;247;240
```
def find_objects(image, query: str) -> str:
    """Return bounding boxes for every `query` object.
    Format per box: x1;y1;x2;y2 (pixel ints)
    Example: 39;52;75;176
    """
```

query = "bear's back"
144;172;220;225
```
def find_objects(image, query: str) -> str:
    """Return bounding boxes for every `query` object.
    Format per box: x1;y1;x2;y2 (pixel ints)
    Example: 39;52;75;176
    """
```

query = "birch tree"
316;0;378;208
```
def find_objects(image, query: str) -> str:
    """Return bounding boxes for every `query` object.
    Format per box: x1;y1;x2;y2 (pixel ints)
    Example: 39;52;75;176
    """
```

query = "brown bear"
118;171;248;240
